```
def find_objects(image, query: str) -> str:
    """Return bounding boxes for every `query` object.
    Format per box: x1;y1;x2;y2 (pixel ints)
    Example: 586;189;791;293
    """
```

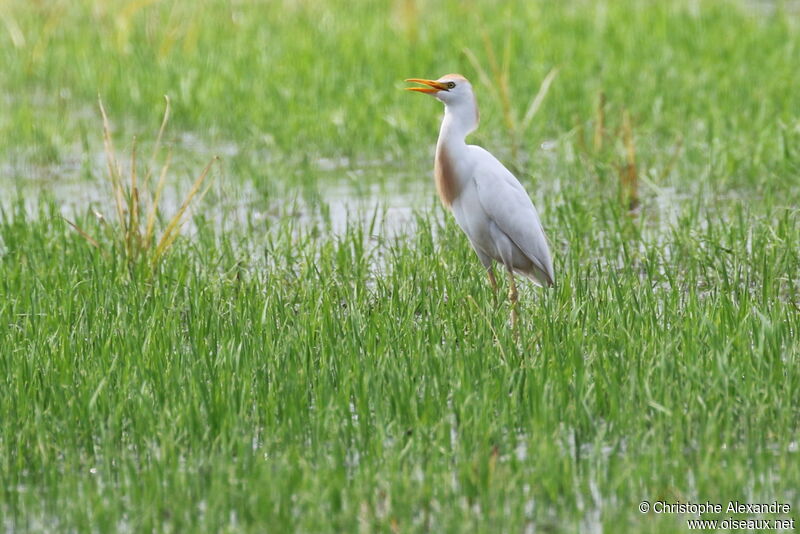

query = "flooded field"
2;1;800;532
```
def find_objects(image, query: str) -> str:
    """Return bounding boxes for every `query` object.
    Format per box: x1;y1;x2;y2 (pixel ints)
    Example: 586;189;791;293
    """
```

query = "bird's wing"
469;146;554;284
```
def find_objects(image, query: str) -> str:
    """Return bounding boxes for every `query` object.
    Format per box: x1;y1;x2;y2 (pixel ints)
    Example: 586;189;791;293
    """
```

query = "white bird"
406;74;554;322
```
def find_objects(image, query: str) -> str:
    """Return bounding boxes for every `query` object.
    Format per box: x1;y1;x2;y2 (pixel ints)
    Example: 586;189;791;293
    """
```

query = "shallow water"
0;144;435;242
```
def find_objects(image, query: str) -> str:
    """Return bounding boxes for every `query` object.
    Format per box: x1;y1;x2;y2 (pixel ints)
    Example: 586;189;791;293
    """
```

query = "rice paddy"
1;1;799;532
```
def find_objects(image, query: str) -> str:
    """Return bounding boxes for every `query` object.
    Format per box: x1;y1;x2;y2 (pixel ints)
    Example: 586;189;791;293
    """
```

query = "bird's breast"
434;144;462;207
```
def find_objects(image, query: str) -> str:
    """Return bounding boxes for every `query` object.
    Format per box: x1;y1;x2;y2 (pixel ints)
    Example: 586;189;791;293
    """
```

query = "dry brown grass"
66;96;217;269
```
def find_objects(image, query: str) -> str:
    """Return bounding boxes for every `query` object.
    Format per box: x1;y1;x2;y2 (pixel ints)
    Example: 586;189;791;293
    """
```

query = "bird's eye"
446;82;456;89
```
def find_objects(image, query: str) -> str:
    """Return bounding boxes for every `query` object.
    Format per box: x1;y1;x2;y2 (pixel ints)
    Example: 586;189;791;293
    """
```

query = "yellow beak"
405;78;449;94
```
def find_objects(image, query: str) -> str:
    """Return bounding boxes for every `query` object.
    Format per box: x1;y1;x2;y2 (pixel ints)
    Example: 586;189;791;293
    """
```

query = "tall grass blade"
462;47;498;101
520;68;559;132
62;216;103;253
144;149;172;251
153;156;218;263
144;95;171;191
98;97;126;232
128;136;140;259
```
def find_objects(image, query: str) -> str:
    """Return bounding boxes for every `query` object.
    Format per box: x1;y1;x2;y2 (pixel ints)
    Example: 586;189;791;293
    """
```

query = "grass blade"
463;47;498;101
520;68;559;132
143;95;171;191
144;149;172;250
62;216;104;254
98;97;127;232
153;156;218;263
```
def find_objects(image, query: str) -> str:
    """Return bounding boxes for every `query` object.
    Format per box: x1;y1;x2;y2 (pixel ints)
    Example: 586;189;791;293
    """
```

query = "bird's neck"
433;103;478;206
437;102;478;150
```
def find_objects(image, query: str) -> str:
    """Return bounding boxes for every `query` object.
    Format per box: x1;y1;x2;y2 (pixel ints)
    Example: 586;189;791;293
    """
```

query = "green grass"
2;0;800;532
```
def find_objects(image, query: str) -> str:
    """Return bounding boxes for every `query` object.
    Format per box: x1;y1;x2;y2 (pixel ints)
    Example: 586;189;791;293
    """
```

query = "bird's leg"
487;267;498;293
506;268;519;330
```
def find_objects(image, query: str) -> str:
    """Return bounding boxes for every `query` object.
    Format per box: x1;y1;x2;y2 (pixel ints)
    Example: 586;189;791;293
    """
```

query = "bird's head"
405;73;479;130
405;74;473;104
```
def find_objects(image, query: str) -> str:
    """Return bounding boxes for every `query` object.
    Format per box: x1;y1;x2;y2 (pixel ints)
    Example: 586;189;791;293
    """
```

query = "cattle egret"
406;74;554;324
